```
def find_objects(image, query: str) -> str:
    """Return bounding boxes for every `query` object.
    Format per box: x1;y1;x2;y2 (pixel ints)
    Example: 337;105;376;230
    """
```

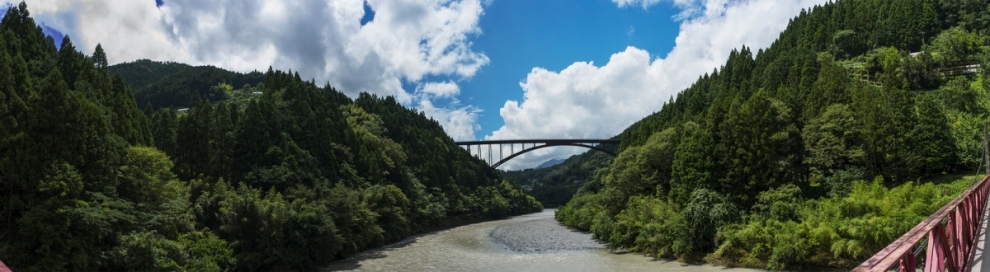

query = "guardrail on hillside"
939;64;981;76
853;174;990;271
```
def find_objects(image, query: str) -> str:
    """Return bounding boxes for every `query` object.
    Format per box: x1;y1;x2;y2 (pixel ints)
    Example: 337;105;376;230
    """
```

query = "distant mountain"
501;140;617;207
110;59;265;109
536;158;565;169
110;59;191;89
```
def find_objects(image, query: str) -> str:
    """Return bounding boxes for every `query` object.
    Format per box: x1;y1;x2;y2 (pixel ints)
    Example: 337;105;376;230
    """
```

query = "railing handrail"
854;175;990;271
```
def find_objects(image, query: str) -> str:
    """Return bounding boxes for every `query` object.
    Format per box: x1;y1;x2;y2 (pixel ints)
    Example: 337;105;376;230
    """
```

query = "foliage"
502;150;614;207
802;104;864;176
708;176;969;270
607;196;692;258
555;0;990;270
0;3;541;270
109;59;266;109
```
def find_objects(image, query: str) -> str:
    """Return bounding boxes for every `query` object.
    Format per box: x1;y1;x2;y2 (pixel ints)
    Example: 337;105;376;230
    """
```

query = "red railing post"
899;253;915;272
953;209;965;270
951;210;963;269
926;224;949;271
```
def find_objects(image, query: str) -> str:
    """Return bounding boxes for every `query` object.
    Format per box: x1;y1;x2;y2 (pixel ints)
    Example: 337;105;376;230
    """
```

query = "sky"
4;0;828;170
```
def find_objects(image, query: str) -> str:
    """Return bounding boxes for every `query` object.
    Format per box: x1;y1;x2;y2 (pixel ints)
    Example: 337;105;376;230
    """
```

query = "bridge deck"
455;139;619;145
455;139;620;169
972;192;990;272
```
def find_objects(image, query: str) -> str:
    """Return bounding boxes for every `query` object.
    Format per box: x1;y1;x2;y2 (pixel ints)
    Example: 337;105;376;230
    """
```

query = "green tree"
828;30;860;59
928;27;983;67
174;94;213;179
605;127;679;205
117;146;179;205
151;108;179;158
908;95;956;174
802;104;865;175
209;102;236;180
669;122;715;205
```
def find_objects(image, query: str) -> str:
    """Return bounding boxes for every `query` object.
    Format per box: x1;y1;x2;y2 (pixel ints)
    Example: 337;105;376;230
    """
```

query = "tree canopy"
0;2;541;270
554;0;990;269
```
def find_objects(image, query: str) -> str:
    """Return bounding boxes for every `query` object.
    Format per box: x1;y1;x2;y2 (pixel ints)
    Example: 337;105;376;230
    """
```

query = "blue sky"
6;0;827;169
446;0;680;137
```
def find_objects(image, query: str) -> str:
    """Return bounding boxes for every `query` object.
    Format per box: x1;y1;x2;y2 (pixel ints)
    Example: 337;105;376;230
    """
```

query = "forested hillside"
556;0;990;269
0;3;540;271
109;59;266;109
502;149;613;207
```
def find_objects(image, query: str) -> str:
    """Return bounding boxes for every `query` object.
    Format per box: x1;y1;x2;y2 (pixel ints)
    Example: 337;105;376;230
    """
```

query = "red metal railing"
0;259;10;272
854;175;990;272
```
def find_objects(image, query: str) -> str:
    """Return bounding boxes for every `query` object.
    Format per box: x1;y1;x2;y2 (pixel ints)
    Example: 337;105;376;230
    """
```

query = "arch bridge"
455;139;620;169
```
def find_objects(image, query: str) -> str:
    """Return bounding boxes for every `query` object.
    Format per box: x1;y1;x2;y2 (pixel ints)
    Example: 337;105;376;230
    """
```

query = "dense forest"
0;2;540;271
109;59;267;110
556;0;990;269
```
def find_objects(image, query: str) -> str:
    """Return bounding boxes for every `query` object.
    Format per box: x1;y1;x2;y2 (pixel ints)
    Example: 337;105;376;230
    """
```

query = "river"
324;209;758;272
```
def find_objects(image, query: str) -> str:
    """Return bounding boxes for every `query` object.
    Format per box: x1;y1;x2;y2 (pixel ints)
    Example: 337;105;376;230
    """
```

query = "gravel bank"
489;216;606;252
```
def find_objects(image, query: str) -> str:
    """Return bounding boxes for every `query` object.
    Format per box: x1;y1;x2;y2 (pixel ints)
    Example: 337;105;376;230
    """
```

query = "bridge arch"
455;139;620;169
491;142;616;168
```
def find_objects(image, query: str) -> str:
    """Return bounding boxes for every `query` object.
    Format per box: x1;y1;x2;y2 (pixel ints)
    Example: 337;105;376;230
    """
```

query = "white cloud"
14;0;835;170
416;98;481;141
18;0;191;61
488;0;828;170
416;81;460;98
8;0;489;144
9;0;486;99
613;0;757;22
612;0;662;10
413;80;480;141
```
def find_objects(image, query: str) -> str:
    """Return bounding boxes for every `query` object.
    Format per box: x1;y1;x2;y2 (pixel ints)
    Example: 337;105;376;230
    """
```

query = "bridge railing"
853;174;990;272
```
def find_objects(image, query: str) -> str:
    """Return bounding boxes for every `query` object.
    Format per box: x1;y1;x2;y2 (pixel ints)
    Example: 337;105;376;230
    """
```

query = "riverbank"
490;213;605;252
325;209;759;271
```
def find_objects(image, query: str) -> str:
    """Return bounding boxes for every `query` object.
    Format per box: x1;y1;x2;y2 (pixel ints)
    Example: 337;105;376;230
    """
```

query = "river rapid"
324;209;758;272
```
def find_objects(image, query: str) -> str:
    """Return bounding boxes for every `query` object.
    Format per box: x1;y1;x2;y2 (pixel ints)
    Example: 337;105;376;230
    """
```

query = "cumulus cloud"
416;81;460;98
14;0;189;61
413;81;481;141
417;98;481;141
9;0;487;140
16;0;834;168
487;0;828;170
16;0;490;99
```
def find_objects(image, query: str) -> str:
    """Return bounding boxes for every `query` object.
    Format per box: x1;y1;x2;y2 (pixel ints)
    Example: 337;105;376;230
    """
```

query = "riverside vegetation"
0;2;541;271
551;0;990;270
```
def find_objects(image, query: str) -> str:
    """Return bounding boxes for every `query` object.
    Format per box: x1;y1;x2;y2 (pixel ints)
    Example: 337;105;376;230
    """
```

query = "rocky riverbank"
325;209;757;271
489;216;605;252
